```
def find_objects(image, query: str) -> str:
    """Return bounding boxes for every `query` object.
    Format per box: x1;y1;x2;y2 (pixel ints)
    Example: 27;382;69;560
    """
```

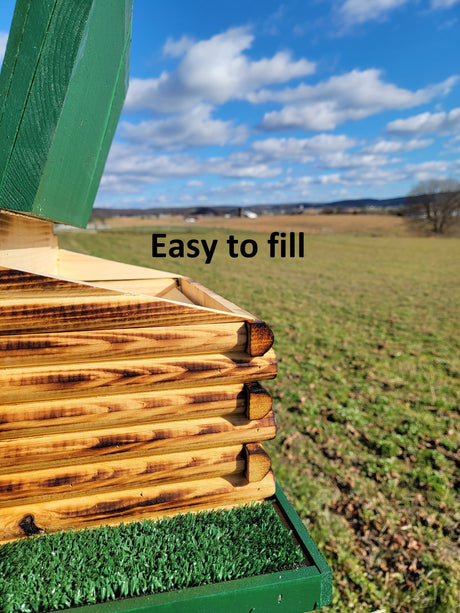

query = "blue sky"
1;0;459;208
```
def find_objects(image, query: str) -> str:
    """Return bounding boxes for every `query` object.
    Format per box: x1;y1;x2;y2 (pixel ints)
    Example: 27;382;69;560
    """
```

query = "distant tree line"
405;179;460;234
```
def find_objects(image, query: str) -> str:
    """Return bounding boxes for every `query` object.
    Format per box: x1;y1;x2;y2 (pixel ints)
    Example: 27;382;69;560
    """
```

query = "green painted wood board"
0;0;132;228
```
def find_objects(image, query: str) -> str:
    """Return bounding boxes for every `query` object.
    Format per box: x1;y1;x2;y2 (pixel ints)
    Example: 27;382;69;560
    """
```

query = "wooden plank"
160;286;196;305
0;446;245;505
57;249;176;281
0;1;56;173
244;443;272;482
89;278;178;296
0;350;277;403
0;211;58;273
0;247;58;275
0;0;133;227
180;277;256;319
0;211;56;250
0;323;247;367
0;413;277;470
0;384;247;436
0;266;119;294
0;291;246;334
0;472;276;542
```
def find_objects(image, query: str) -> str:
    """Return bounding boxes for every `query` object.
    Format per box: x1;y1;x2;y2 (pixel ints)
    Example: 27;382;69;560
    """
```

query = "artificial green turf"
0;503;303;612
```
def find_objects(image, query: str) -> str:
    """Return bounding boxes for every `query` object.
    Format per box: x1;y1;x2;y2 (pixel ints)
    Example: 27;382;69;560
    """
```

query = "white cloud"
251;134;356;162
211;152;282;179
339;0;410;26
100;143;205;194
364;138;433;154
100;141;282;196
404;160;452;181
0;31;8;65
386;107;460;135
163;35;194;58
324;166;408;186
125;27;315;113
120;104;248;150
319;151;396;170
257;70;458;132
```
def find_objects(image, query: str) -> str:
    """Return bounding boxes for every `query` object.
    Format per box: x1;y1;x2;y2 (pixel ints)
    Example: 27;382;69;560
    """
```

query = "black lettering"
152;233;166;257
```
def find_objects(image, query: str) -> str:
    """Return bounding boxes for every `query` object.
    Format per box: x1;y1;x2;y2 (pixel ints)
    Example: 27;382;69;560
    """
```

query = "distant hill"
91;195;411;220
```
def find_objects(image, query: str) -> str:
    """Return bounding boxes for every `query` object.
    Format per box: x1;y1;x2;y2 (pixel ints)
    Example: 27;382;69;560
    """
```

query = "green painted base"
70;483;332;613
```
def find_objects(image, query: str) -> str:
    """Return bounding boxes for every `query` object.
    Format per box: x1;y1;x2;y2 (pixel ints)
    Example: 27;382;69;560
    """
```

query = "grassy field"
59;217;459;613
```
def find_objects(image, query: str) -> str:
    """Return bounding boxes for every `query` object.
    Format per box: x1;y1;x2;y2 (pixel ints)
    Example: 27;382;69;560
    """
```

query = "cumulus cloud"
0;31;8;65
120;104;248;150
319;151;397;170
364;138;433;154
257;70;457;132
339;0;410;26
211;152;282;179
100;140;282;196
337;0;460;28
405;160;452;181
125;27;315;113
386;107;460;135
251;134;357;162
163;35;194;58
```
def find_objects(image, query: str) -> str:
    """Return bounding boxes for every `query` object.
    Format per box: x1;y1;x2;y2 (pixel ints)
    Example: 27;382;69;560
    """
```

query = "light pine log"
0;412;277;470
0;323;247;368
0;384;247;436
0;445;245;505
0;472;276;542
0;291;245;333
0;351;277;403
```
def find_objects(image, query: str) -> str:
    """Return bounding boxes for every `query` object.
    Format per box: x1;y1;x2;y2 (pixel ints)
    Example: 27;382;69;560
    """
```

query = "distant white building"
243;210;258;219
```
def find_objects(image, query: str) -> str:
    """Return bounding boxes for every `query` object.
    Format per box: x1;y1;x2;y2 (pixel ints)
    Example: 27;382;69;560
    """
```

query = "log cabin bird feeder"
0;1;332;611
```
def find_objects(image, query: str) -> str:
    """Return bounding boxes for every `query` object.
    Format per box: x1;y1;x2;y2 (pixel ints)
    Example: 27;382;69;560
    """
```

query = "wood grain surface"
0;412;276;470
0;323;247;367
0;472;276;542
0;445;245;505
0;384;248;435
0;350;277;403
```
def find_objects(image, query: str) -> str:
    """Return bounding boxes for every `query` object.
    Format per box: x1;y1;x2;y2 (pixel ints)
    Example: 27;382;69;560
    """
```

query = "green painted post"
0;0;132;228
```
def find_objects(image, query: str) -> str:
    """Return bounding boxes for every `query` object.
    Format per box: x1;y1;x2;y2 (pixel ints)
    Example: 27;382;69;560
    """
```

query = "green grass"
0;503;303;612
59;227;460;613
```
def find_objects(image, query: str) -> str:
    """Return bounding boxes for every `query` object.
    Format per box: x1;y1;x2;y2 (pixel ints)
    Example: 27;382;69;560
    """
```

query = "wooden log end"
245;382;273;420
244;443;272;483
246;320;274;357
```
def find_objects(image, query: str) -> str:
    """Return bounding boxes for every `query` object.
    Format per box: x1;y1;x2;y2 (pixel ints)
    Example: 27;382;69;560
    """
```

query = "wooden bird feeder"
0;1;331;610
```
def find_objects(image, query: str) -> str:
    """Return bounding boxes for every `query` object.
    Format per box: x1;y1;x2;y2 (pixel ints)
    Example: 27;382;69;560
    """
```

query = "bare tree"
405;179;460;234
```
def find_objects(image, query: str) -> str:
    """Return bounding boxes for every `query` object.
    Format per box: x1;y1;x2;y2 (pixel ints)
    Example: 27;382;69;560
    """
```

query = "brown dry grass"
103;213;415;237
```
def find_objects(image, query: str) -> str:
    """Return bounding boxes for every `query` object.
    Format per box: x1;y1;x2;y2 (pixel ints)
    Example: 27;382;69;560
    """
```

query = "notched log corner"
245;320;275;357
19;514;41;536
244;443;272;483
245;381;273;420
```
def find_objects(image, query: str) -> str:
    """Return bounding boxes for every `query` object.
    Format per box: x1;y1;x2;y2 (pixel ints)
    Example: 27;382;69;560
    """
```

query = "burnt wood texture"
0;0;279;542
0;266;277;542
